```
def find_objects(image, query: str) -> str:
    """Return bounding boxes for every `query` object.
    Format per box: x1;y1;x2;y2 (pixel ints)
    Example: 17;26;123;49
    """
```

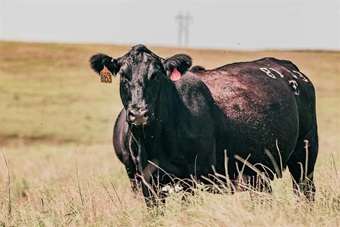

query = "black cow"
89;45;318;206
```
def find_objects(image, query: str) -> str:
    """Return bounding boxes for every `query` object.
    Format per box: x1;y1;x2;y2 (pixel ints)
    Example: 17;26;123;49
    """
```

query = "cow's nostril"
127;110;136;121
143;111;148;118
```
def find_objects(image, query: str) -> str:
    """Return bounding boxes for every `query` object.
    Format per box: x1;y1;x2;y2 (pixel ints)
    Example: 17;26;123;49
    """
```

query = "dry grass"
0;144;339;226
0;41;339;226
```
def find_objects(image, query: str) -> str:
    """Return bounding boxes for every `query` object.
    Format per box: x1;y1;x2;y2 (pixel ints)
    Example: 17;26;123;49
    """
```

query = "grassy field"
0;41;339;226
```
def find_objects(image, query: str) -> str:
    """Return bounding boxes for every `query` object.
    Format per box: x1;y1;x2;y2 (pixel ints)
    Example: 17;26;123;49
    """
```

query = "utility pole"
176;12;184;47
176;12;193;47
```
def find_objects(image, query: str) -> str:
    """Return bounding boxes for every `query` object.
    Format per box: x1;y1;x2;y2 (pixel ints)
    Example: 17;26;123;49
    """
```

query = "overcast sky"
0;0;339;50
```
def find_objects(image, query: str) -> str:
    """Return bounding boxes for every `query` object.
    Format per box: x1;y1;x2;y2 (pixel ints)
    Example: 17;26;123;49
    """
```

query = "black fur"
163;54;192;75
190;65;206;72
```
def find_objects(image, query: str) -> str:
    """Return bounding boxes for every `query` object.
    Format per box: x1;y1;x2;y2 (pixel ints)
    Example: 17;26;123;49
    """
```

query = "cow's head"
90;44;192;126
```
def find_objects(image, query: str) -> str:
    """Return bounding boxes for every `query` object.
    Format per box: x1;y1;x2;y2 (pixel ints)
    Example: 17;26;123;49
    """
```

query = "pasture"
0;41;339;226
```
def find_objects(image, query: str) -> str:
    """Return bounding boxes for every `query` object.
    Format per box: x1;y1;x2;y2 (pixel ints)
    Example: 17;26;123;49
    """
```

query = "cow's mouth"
130;121;150;127
128;117;155;138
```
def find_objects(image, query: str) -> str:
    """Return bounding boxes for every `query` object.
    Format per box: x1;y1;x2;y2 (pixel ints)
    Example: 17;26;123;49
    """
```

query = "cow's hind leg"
234;173;273;204
287;128;318;201
233;161;273;194
250;174;273;194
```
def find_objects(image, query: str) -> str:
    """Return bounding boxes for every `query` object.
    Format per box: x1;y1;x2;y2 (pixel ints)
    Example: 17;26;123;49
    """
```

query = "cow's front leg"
139;159;162;207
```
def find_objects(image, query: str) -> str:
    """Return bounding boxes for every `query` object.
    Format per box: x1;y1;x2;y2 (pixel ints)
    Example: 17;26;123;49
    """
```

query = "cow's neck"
156;77;189;129
129;77;190;162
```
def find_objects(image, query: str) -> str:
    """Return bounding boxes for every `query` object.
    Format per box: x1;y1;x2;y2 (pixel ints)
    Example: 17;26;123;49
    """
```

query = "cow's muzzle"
127;107;153;126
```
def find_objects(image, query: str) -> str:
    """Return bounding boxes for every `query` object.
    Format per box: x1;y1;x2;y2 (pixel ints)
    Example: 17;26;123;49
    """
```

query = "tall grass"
0;41;339;226
0;144;339;226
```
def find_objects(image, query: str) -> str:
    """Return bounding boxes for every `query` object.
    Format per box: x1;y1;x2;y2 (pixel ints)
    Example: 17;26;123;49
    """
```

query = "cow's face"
118;48;164;126
90;44;192;126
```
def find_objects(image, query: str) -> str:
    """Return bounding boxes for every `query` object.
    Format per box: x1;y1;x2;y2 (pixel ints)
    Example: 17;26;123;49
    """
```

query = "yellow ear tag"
100;66;112;83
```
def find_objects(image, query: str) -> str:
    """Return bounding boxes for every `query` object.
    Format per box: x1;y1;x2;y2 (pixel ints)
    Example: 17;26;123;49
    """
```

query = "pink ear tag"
170;68;181;81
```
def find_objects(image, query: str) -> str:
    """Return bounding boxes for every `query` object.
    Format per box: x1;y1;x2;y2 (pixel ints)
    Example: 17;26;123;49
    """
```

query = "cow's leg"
234;173;272;194
231;159;273;193
140;159;164;208
116;150;139;192
250;174;273;193
126;169;139;193
141;183;158;208
140;179;167;208
287;128;318;201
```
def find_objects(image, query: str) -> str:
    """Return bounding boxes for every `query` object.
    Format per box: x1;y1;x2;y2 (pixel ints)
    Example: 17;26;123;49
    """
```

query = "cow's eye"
119;68;132;81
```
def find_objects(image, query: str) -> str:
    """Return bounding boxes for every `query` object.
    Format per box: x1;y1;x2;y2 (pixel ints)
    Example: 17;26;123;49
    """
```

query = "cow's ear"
89;53;120;75
163;54;192;80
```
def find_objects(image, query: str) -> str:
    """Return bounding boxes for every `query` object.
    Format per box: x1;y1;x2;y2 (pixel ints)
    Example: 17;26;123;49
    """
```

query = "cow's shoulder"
174;73;216;112
174;73;212;97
